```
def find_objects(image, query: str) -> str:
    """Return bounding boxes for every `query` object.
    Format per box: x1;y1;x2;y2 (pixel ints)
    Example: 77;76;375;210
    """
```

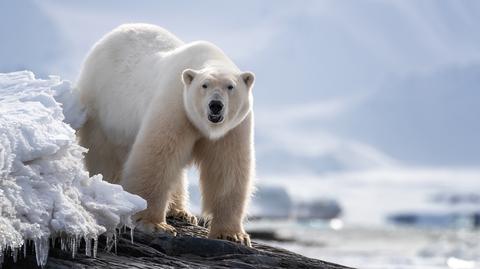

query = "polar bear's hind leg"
79;118;126;184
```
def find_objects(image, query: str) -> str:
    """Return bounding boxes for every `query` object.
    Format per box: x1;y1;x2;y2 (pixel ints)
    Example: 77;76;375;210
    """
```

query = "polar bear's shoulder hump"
98;23;184;55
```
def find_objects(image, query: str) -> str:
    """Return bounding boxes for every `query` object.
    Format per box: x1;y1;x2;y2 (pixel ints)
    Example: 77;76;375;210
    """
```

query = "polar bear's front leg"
120;115;197;235
195;114;254;246
167;170;198;225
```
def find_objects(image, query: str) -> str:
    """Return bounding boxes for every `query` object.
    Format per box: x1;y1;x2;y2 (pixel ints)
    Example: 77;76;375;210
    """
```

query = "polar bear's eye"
227;85;234;90
202;84;208;89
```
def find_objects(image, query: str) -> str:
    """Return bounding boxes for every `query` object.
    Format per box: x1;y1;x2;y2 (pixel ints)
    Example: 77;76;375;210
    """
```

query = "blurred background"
1;1;479;268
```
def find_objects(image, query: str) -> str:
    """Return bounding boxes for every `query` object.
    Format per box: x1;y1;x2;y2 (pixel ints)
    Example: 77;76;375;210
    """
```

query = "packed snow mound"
0;71;147;266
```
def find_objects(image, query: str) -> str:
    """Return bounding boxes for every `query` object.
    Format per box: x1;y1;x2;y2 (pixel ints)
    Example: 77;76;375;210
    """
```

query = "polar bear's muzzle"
208;100;224;123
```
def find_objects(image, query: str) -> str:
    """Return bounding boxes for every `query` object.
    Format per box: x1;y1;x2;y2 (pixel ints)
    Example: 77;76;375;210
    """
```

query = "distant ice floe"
0;71;146;267
249;185;294;219
295;199;342;221
388;191;480;229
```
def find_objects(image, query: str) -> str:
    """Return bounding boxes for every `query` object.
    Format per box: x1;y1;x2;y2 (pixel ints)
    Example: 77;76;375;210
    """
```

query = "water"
247;220;480;269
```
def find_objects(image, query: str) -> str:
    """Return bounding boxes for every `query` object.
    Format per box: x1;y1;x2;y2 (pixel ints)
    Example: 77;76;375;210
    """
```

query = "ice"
11;247;18;263
105;234;110;251
71;237;77;259
34;237;49;267
92;237;98;258
85;236;91;257
0;71;147;267
130;227;134;244
249;185;293;219
113;231;118;254
60;237;66;252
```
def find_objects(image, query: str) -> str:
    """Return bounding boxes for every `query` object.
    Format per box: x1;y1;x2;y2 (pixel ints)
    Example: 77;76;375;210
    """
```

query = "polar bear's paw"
167;208;198;225
209;231;251;247
135;220;177;236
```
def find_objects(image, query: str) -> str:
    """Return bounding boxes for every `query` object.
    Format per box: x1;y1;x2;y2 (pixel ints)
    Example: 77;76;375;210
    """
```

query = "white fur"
76;24;255;246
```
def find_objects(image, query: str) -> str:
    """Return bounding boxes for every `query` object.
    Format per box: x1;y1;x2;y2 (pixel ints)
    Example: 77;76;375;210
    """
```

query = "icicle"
34;237;49;267
106;234;110;251
130;227;134;244
0;246;4;267
92;236;98;258
85;236;91;257
12;247;18;263
23;242;27;258
105;233;112;252
113;231;117;254
60;237;66;251
76;235;81;254
71;237;76;259
50;235;56;249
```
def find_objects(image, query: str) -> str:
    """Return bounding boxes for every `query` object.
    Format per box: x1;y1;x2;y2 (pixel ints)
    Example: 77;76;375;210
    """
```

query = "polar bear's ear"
241;72;255;90
182;69;198;86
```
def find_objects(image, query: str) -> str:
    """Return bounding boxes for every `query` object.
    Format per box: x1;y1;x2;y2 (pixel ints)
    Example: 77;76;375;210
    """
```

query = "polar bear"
76;24;255;246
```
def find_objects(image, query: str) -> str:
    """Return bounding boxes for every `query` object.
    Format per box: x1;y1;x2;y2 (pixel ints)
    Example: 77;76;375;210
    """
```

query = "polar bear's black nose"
209;100;224;115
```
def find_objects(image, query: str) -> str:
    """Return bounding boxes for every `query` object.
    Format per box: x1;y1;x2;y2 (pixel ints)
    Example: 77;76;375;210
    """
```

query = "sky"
1;1;479;217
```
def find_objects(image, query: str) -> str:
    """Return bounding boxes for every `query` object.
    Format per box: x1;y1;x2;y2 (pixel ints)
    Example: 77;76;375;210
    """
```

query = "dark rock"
2;218;353;269
248;230;295;243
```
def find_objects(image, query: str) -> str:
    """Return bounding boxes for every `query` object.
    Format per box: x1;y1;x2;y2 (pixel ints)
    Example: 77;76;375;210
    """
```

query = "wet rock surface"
2;218;353;269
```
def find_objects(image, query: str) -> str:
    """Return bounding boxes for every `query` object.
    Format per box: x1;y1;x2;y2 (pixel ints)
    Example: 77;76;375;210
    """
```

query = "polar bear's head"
182;67;254;139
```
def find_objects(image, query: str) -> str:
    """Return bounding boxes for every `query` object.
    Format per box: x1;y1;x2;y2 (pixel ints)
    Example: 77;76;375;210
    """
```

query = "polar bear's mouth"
208;114;224;123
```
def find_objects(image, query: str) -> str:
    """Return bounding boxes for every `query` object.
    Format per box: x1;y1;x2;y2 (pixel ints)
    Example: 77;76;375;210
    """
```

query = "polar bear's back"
121;23;183;51
77;24;184;145
94;23;183;61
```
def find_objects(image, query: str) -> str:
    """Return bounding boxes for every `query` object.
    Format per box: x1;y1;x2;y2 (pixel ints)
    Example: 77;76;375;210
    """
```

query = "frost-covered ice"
0;71;147;266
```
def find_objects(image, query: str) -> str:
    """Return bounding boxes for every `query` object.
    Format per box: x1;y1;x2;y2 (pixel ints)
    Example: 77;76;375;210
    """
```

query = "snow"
0;71;147;266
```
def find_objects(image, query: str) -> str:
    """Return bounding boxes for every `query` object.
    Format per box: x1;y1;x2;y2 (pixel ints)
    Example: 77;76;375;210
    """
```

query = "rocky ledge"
2;218;352;269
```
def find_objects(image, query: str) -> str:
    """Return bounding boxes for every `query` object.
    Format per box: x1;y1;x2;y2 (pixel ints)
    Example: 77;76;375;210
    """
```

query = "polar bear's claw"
154;222;177;235
210;231;251;247
136;221;177;236
167;209;198;225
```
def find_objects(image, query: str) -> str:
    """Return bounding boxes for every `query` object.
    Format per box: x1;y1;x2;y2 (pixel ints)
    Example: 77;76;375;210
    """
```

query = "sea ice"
0;71;146;267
